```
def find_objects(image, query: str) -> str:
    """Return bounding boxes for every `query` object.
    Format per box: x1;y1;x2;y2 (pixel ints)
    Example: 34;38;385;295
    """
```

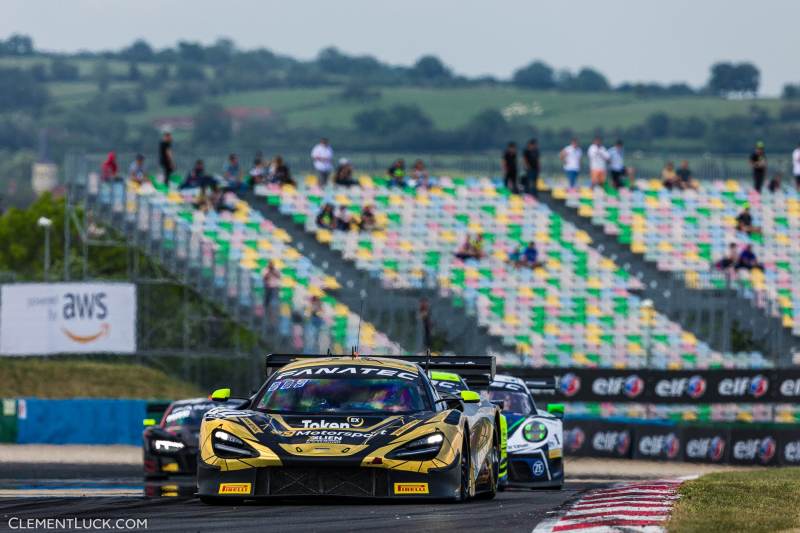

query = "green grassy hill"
0;359;202;399
1;55;783;136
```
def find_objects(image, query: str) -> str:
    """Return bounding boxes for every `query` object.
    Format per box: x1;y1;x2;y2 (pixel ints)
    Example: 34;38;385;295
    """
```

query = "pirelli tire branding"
393;483;429;495
510;369;800;403
219;483;252;495
563;420;800;465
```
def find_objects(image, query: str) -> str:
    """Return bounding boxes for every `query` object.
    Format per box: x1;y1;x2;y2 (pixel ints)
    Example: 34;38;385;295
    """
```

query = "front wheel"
457;436;471;502
476;434;499;500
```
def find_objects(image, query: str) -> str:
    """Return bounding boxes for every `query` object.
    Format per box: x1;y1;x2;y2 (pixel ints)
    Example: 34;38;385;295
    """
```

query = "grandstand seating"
95;174;401;355
551;178;800;338
254;174;771;369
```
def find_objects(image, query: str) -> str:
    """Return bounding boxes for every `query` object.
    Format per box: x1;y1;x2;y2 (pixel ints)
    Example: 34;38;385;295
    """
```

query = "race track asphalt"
0;464;604;533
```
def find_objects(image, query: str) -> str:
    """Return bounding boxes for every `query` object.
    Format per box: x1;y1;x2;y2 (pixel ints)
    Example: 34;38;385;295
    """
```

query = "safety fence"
564;417;800;466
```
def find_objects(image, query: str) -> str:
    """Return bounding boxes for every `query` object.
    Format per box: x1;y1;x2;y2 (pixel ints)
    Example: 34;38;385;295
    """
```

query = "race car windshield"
257;377;429;414
163;402;216;428
481;390;535;415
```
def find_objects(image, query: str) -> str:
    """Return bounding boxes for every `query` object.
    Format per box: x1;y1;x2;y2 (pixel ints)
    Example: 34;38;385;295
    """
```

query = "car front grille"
267;467;389;497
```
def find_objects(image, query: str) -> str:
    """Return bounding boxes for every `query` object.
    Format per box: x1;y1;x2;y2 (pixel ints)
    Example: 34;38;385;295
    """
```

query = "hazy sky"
2;0;798;95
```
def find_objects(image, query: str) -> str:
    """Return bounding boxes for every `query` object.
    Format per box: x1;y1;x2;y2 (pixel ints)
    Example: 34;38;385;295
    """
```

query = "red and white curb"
533;478;691;533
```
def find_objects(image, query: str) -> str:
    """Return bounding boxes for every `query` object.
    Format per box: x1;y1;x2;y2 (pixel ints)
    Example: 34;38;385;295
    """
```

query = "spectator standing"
419;298;432;351
608;140;626;189
560;138;582;190
587;136;609;188
101;152;118;181
311;138;334;187
158;131;175;185
522;139;540;196
750;141;767;192
128;154;145;184
306;295;324;353
262;260;281;317
793;141;800;191
502;142;519;193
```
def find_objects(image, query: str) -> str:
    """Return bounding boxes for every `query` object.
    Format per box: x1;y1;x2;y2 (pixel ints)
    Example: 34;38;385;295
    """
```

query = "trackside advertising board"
509;368;800;403
0;283;136;355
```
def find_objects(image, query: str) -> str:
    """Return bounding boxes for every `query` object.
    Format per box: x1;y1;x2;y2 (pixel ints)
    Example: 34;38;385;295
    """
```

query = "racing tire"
475;434;499;500
457;435;471;502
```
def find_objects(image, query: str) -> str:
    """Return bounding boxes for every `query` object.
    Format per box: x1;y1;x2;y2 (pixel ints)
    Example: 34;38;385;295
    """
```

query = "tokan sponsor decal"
218;483;251;495
393;483;429;495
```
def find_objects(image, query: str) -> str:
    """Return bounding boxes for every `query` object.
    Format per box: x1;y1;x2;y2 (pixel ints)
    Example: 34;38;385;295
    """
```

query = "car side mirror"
490;400;505;410
547;403;564;418
460;390;480;403
142;418;157;427
210;388;231;402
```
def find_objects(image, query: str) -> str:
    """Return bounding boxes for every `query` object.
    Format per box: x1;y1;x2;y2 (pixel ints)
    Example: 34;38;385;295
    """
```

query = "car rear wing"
525;377;558;396
265;353;495;388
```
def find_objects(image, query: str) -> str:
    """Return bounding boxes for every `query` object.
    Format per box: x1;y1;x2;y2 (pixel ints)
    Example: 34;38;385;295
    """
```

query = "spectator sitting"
736;244;763;270
334;158;357;187
715;243;738;272
455;234;484;261
768;172;783;194
387;159;406;187
192;187;214;213
101;151;119;181
316;203;336;229
508;246;523;267
521;241;544;268
128;154;146;184
212;186;237;213
222;153;245;192
661;161;679;190
269;156;295;186
409;159;431;189
676;160;698;190
736;206;761;234
359;204;378;231
248;157;267;186
180;159;213;190
336;206;353;231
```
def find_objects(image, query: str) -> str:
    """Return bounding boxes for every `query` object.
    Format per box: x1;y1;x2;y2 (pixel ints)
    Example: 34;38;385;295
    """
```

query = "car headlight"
388;433;444;460
153;439;185;453
212;430;256;458
522;421;548;443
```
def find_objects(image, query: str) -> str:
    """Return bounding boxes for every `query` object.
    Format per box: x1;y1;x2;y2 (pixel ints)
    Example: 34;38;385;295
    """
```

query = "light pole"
37;216;52;281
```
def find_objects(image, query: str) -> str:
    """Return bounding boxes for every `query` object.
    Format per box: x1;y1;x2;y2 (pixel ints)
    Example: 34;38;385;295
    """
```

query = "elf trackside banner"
0;283;136;355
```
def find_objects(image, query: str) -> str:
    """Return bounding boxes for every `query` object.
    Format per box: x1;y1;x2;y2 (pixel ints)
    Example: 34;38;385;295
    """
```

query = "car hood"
200;407;462;472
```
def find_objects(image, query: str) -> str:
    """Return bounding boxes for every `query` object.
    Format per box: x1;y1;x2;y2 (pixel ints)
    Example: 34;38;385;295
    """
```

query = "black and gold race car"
196;354;501;502
142;398;243;479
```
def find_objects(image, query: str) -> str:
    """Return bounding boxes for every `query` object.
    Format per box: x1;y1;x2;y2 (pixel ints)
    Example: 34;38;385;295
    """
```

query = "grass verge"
668;469;800;532
0;359;202;399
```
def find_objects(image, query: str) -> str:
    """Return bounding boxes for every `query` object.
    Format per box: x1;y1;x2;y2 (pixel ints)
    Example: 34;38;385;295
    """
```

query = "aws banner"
0;283;136;355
